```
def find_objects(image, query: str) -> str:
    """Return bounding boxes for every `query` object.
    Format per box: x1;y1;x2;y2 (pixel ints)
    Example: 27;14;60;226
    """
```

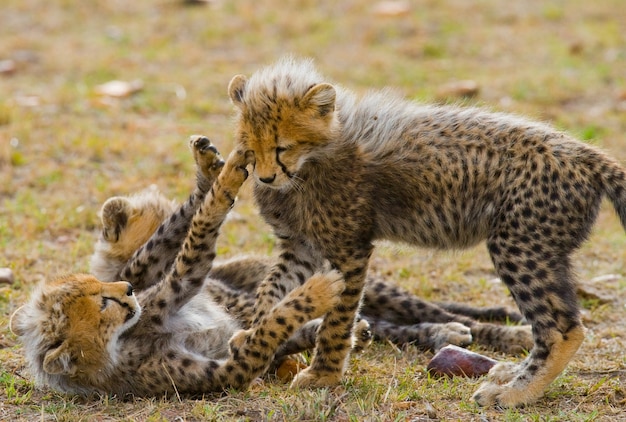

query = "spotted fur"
226;57;626;407
12;137;344;396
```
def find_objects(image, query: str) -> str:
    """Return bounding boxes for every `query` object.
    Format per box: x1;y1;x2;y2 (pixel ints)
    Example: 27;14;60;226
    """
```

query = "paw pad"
190;135;216;153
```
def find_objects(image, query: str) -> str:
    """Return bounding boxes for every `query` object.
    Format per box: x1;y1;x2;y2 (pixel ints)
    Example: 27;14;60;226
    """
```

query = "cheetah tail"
602;158;626;231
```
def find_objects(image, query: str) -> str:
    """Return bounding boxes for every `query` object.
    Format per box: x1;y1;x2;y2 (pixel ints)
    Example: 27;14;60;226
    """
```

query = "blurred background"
1;1;625;420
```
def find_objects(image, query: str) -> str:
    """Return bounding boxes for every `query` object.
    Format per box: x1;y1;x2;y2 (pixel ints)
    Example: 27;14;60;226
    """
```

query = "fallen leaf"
275;358;307;382
13;95;40;107
0;60;16;75
372;1;410;17
436;80;480;100
0;268;14;284
95;79;144;98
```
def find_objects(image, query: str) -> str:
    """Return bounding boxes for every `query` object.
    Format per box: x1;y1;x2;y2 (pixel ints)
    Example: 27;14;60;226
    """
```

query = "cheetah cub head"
228;57;341;190
11;274;140;392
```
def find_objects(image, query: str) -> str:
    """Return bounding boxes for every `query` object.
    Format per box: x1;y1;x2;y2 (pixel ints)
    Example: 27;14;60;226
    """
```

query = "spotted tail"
600;154;626;230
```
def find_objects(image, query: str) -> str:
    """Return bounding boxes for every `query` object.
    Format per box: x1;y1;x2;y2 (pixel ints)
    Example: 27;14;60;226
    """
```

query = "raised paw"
189;135;225;184
352;318;373;353
433;322;473;351
216;149;255;201
290;367;343;389
100;197;132;242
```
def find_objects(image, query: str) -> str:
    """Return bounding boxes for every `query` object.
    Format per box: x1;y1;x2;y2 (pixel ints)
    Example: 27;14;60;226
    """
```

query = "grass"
2;0;626;420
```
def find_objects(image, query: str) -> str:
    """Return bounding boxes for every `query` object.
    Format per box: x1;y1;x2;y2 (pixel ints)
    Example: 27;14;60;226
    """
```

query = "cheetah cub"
11;138;344;396
227;57;626;407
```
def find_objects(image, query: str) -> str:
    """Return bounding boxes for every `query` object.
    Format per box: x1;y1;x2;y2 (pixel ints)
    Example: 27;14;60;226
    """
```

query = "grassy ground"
2;0;626;420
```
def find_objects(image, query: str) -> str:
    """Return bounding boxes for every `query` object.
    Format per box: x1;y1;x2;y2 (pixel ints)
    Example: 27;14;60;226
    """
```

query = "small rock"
183;0;213;5
0;267;14;284
589;274;621;284
14;94;40;107
95;79;144;98
436;80;480;100
568;40;584;55
427;344;497;378
12;49;39;64
577;285;613;304
0;60;16;75
424;401;437;419
372;1;411;17
577;274;621;304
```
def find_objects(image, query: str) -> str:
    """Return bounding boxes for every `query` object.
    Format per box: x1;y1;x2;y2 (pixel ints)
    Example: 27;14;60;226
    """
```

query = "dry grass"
2;0;626;420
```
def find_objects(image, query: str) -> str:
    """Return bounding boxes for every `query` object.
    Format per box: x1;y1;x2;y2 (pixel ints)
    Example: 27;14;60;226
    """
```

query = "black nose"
259;174;276;184
126;283;134;296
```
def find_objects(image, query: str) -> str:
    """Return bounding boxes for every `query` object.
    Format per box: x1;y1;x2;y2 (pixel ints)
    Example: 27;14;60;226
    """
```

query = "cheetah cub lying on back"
227;57;626;407
11;138;345;396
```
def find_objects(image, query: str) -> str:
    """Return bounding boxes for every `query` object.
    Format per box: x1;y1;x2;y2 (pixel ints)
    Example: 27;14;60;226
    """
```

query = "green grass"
2;0;626;420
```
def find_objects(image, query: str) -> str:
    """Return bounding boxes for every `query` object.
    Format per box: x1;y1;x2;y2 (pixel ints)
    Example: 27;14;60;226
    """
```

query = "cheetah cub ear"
9;306;26;337
228;75;247;108
302;83;336;118
43;341;76;375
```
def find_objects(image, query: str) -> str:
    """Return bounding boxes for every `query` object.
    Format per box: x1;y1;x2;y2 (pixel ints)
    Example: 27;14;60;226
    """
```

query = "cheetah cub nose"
259;174;276;184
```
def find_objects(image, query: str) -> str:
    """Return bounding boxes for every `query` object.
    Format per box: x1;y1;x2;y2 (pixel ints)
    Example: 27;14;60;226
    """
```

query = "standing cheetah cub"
11;138;344;396
227;57;626;407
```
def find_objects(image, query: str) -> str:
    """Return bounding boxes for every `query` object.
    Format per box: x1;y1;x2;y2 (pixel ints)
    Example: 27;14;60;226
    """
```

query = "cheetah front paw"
352;318;373;353
216;148;255;202
290;367;343;389
433;322;473;351
189;135;225;188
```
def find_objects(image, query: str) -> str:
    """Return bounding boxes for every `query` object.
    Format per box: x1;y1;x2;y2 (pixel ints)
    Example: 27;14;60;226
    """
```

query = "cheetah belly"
374;202;496;250
166;292;241;359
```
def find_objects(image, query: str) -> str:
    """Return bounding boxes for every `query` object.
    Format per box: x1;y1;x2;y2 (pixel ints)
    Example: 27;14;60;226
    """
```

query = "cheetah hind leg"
269;317;372;381
228;270;346;360
472;324;585;407
273;317;372;361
